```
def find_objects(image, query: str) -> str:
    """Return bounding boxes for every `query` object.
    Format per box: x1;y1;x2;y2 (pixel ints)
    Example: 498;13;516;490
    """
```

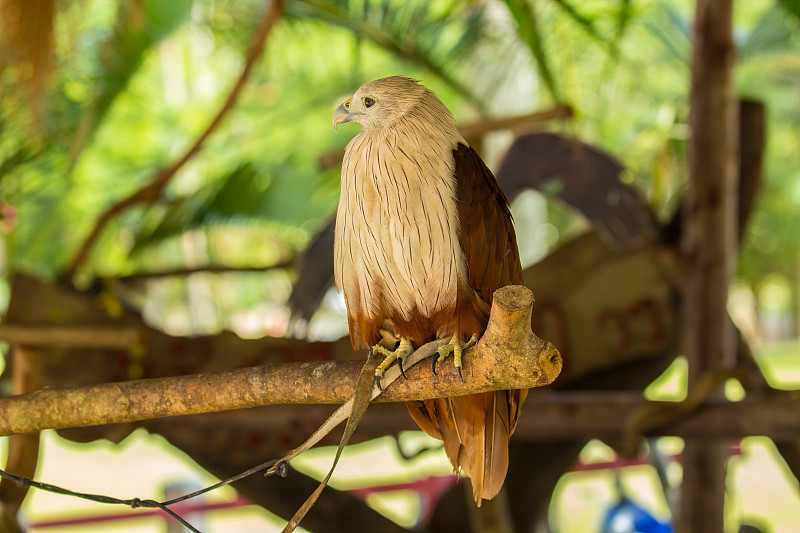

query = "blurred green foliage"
1;0;799;320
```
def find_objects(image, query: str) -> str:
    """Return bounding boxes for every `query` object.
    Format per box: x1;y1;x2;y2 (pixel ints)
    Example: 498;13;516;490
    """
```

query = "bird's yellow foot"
431;334;478;382
372;338;414;391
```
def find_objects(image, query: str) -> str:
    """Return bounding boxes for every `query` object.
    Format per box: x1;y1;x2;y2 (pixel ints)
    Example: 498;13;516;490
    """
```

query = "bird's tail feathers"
406;390;523;505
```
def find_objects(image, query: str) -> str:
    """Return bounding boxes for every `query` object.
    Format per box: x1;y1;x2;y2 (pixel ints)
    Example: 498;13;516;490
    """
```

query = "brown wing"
454;143;524;301
287;134;647;322
405;143;526;504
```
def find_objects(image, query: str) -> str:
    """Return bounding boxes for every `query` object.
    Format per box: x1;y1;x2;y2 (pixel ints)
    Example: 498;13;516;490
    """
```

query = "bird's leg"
372;338;414;391
431;333;478;382
378;328;397;346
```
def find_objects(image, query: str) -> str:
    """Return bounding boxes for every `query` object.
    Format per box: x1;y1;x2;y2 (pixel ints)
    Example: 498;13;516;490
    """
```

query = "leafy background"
2;0;800;529
3;1;799;309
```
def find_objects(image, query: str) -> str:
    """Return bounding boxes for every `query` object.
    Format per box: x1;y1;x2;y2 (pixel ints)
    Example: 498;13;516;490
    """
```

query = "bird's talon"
433;335;474;381
374;374;383;391
370;338;413;390
464;334;478;352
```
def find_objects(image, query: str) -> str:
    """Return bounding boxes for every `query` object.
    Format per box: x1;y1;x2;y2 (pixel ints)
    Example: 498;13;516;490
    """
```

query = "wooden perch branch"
0;286;561;436
0;346;42;532
0;325;144;349
515;392;800;441
64;0;285;278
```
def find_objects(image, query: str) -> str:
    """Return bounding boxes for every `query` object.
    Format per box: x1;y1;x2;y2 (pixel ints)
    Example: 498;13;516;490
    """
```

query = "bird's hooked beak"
333;98;362;132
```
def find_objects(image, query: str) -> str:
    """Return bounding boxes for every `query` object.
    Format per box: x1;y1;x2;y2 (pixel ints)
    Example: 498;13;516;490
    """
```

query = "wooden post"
678;1;738;531
736;100;765;240
0;346;42;533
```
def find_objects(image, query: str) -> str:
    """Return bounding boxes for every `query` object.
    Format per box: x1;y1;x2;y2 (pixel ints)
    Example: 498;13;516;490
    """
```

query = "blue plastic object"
600;496;672;533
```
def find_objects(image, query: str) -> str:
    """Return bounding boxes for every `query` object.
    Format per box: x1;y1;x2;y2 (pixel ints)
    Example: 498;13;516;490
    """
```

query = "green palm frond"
288;0;490;114
615;0;633;43
131;157;334;255
779;0;800;21
548;0;607;45
68;0;194;169
644;1;797;66
740;4;798;60
500;0;562;103
133;162;275;252
641;1;691;66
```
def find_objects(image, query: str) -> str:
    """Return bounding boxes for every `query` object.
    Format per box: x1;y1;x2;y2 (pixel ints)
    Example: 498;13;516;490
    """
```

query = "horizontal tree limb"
0;286;562;436
516;392;800;441
0;325;144;349
317;105;573;170
456;105;573;140
116;261;294;282
146;391;800;443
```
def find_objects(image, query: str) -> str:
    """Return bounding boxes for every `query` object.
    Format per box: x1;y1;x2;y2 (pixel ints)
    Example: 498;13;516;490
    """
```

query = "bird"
332;76;526;504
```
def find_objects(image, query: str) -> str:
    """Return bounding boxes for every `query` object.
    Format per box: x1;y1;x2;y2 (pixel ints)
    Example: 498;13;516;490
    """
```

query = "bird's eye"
363;97;375;108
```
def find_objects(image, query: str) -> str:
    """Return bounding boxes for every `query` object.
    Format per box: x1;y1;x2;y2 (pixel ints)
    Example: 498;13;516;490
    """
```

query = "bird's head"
332;76;433;132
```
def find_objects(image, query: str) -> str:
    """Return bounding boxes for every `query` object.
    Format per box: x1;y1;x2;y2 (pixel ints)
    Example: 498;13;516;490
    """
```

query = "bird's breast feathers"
334;126;468;325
